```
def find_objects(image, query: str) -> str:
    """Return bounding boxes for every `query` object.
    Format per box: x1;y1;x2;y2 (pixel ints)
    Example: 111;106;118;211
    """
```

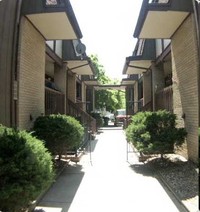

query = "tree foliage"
90;54;125;112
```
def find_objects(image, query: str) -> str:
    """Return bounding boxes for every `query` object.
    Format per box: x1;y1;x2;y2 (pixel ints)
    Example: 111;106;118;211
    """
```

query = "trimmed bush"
33;114;84;159
126;110;187;157
0;125;54;211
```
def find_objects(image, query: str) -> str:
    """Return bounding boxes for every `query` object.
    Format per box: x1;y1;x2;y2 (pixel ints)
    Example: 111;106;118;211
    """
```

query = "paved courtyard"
35;126;186;212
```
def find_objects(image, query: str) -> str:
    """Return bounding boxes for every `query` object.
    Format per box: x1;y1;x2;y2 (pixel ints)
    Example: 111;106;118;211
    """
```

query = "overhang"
67;59;95;75
121;76;138;86
94;85;126;91
123;55;154;75
134;0;193;39
83;79;99;86
123;39;155;75
21;0;82;40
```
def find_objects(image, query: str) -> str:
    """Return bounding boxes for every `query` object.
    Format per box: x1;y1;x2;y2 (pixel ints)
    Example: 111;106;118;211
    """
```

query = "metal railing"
45;87;64;115
67;99;96;150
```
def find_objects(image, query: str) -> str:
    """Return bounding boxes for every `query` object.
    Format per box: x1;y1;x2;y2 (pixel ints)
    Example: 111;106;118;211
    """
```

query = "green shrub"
33;114;84;159
0;125;54;211
126;110;187;157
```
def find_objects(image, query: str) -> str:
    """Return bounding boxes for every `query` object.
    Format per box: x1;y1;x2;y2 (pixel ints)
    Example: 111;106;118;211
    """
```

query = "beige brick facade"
171;14;199;162
17;17;45;130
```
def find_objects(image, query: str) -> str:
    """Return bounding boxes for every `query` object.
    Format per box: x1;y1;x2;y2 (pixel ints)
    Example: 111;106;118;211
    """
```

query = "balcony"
21;0;82;40
45;87;64;115
134;0;193;39
155;85;173;112
63;40;95;75
82;75;99;86
122;39;156;75
121;75;138;86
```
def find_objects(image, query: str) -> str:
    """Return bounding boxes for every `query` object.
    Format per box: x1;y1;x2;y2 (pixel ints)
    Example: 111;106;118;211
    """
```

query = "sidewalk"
34;127;189;212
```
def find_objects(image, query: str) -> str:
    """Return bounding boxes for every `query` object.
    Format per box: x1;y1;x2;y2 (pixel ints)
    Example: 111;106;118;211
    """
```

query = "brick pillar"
143;70;152;106
54;63;67;114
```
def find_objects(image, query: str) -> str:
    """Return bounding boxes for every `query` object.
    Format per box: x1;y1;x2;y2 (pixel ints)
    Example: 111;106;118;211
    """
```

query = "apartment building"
123;0;199;162
0;0;96;132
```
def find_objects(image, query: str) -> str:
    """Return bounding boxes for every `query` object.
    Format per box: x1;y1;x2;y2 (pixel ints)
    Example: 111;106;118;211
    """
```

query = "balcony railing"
155;85;173;112
141;101;153;111
45;87;64;115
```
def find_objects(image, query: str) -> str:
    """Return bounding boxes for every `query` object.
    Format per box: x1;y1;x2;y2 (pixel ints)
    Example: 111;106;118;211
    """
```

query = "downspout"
11;0;22;128
192;0;200;126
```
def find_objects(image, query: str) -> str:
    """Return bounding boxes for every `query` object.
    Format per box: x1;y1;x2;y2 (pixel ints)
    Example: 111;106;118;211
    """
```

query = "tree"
90;54;125;112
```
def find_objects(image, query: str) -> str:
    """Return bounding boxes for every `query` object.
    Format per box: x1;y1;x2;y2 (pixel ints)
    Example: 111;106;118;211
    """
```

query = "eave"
83;79;99;86
67;59;95;75
21;0;82;40
134;0;193;39
123;39;155;75
94;85;125;91
121;75;138;86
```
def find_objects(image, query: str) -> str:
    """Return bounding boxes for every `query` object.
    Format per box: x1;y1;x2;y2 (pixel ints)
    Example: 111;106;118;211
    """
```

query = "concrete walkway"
34;127;182;212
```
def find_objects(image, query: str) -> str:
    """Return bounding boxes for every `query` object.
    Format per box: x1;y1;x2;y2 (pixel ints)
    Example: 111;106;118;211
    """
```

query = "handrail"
67;99;96;133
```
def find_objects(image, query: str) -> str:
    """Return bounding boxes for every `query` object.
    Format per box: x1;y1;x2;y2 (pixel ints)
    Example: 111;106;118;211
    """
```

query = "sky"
71;0;142;80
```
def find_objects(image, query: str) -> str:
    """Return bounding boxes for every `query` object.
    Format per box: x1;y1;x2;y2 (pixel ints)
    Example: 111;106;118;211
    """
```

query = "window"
76;82;82;101
46;40;62;58
156;39;171;57
135;39;145;56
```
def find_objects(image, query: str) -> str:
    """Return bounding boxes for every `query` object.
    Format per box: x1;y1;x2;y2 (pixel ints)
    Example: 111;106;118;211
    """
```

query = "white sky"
71;0;142;80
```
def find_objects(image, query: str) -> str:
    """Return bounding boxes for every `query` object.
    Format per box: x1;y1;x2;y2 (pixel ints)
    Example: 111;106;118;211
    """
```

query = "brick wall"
17;17;45;130
171;14;199;162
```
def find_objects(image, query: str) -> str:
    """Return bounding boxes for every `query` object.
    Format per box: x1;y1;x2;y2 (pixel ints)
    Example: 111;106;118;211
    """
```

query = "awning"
122;39;156;75
121;76;138;86
21;0;82;40
67;59;95;75
134;0;193;39
94;85;126;91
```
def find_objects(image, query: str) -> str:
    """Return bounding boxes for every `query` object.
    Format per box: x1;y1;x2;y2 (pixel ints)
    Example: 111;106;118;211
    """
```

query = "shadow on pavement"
129;163;154;177
34;164;85;212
